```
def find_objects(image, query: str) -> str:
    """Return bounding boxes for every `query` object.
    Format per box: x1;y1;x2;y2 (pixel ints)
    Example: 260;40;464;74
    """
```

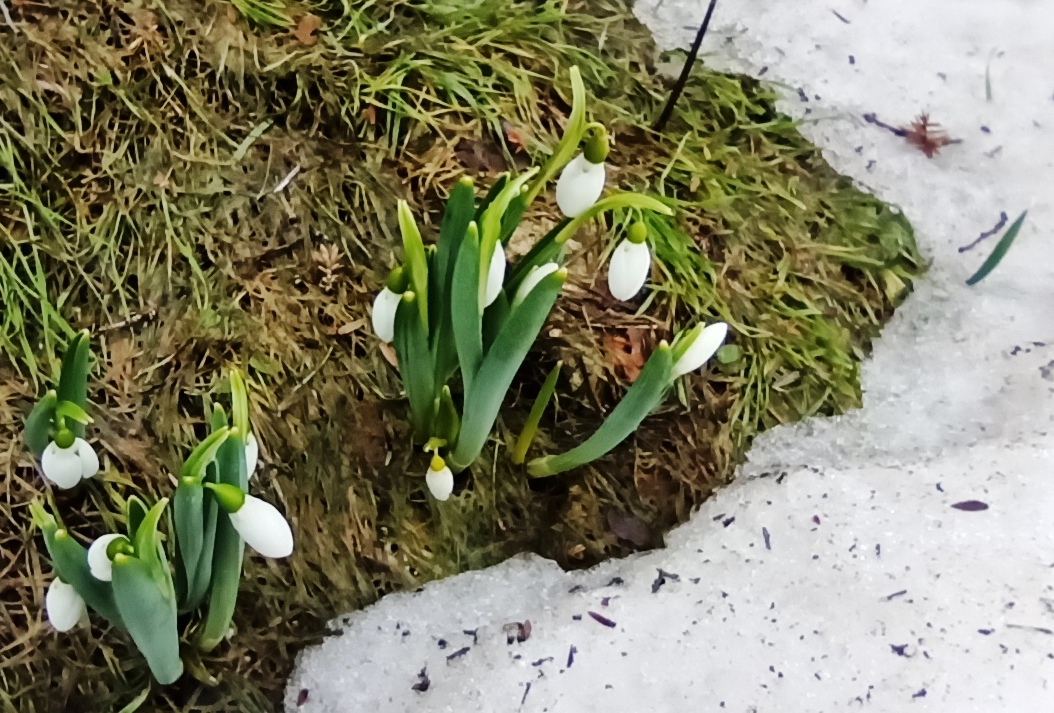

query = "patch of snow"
287;1;1054;710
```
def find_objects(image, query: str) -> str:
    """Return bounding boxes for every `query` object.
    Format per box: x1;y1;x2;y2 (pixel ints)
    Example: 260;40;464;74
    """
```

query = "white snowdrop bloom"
40;434;97;489
77;439;100;479
245;432;259;479
607;239;651;301
672;322;729;378
371;287;402;343
555;153;606;218
87;533;126;582
46;578;86;633
483;246;507;307
229;494;294;558
513;263;560;307
425;455;454;501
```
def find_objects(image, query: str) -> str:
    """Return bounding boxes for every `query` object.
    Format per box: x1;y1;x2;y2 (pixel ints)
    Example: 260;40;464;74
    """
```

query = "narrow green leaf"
229;370;249;439
451;223;484;391
434;386;460;446
210;403;229;432
432;177;477;381
475;175;508;220
482;291;510;352
173;483;206;611
183;464;219;612
500;192;528;245
125;495;149;539
449;269;565;471
24;390;57;457
196;435;247;652
179;426;232;482
511;361;562;465
477;171;537;310
30;500;123;628
394;293;437;441
132;499;169;577
966;210;1027;286
528;345;675;477
398;201;430;328
112;554;183;685
56;330;91;438
524;66;588;206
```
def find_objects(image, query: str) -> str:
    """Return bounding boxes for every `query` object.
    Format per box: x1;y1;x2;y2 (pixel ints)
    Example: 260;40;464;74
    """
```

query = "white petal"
426;464;454;501
371;287;402;344
75;438;100;479
673;322;729;377
87;534;124;582
607;239;651;301
229;495;294;558
245;432;259;479
555;154;606;218
483;246;507;307
41;442;84;490
513;263;560;306
46;579;86;632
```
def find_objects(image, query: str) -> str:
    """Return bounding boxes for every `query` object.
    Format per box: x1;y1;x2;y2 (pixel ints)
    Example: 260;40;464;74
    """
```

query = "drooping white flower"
228;494;294;558
41;437;98;490
483;245;507;307
425;455;454;501
607;239;651;301
87;533;126;582
371;287;402;343
555;153;606;218
77;439;100;479
513;263;560;307
45;578;86;632
244;432;259;479
672;322;729;378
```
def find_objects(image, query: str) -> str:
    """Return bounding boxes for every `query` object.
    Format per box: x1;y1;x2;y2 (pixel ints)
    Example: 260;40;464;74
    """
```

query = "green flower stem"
523;66;587;207
510;361;562;465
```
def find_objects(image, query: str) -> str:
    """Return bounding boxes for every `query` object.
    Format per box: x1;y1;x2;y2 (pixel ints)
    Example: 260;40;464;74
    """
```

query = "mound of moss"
0;0;920;709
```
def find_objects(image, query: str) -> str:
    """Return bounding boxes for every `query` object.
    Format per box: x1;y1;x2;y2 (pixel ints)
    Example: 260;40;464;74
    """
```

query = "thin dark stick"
653;0;719;133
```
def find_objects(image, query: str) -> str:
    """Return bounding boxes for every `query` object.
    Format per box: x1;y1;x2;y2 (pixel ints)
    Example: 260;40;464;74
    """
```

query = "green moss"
0;0;921;709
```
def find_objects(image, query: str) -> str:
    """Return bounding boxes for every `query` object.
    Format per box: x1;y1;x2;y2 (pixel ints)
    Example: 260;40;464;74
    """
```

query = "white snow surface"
287;1;1054;711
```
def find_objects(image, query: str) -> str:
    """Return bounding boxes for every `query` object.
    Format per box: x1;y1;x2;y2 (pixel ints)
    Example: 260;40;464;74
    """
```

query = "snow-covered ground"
286;1;1054;710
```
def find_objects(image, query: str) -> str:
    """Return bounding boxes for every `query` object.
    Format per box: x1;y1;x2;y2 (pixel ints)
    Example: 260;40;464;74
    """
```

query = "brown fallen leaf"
293;14;322;46
503;121;529;154
603;329;645;382
379;342;398;368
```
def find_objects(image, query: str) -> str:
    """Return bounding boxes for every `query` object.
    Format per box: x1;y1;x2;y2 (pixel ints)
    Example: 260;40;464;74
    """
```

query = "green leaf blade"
111;555;183;685
24;390;57;457
528;346;675;477
449;269;565;471
966;210;1027;286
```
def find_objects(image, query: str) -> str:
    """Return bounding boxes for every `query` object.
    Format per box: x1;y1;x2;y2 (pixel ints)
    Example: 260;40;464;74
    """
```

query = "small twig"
831;10;851;24
958;212;1008;253
653;0;719;132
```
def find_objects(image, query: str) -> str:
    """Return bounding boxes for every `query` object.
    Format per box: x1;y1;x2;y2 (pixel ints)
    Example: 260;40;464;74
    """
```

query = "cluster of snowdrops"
27;67;728;683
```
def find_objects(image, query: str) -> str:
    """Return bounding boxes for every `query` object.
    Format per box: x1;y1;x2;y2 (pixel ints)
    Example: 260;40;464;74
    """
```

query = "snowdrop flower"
46;578;86;632
483;246;507;307
672;322;729;378
40;431;99;490
607;221;651;301
425;454;454;501
208;483;294;558
512;263;561;307
87;533;128;582
555;153;606;218
372;267;408;343
244;432;259;479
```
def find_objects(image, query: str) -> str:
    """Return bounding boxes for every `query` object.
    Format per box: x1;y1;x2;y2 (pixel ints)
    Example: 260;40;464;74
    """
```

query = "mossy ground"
0;0;921;710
